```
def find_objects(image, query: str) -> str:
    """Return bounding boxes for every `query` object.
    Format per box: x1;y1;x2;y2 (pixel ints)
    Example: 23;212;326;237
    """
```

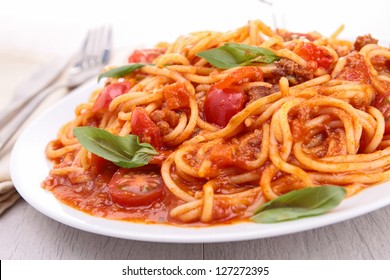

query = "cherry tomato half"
294;42;333;69
108;168;164;207
93;82;132;112
131;107;162;149
128;48;166;63
204;85;246;127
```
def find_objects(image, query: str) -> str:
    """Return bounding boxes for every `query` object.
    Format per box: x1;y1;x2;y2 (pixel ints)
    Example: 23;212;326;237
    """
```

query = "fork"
0;26;112;154
258;0;286;30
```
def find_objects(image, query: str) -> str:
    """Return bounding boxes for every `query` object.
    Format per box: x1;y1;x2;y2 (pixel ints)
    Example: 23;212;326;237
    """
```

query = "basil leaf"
98;63;145;82
196;43;280;69
73;126;158;168
251;186;346;223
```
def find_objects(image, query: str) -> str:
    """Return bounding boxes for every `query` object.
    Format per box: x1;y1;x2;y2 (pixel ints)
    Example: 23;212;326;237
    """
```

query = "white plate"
10;81;390;243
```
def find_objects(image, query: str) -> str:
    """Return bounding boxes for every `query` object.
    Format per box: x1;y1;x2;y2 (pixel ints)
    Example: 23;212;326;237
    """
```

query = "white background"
0;0;389;57
3;260;390;280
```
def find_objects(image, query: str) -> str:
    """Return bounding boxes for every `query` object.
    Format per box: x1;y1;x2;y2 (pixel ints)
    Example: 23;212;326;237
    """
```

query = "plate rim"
10;81;390;243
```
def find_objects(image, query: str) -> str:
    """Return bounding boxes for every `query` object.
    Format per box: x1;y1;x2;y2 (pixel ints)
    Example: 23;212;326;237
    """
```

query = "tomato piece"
204;85;246;127
90;154;113;175
336;52;371;83
203;67;259;127
215;66;263;89
371;55;390;74
373;93;390;134
386;122;390;134
108;168;164;207
128;48;166;63
208;143;236;167
162;82;190;110
131;107;162;149
93;82;132;112
294;42;334;69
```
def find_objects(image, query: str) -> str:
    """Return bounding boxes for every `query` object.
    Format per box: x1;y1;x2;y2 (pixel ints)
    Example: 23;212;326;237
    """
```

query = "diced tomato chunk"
162;82;190;110
128;48;166;63
203;67;262;127
204;85;246;127
90;154;113;175
373;93;390;134
208;144;236;167
93;81;132;112
336;52;371;83
294;42;334;69
131;107;162;149
371;55;390;73
216;66;263;89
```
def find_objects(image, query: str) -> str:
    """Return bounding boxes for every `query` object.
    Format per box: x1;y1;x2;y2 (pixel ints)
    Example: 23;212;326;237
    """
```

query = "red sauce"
42;163;253;226
43;169;179;224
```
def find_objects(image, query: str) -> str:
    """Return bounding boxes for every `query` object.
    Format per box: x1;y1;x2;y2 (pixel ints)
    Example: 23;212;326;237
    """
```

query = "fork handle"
0;83;64;153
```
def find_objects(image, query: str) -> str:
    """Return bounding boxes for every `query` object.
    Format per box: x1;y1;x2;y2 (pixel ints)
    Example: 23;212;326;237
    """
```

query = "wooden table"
2;198;390;259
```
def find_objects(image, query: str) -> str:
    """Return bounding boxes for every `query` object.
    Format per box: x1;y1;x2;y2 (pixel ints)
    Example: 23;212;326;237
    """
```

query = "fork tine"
72;29;92;70
86;27;100;67
0;26;113;152
79;26;111;68
101;26;112;65
94;26;112;65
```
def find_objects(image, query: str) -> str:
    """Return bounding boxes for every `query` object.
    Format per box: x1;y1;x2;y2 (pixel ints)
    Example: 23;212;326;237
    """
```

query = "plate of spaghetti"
11;20;390;242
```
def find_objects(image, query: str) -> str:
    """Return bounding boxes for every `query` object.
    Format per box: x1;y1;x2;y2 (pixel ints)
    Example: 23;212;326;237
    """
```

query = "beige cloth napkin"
0;48;125;215
0;50;55;215
0;147;20;214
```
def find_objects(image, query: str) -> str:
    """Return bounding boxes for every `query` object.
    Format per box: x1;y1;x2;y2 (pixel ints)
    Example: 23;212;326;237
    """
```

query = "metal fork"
0;26;112;153
258;0;286;30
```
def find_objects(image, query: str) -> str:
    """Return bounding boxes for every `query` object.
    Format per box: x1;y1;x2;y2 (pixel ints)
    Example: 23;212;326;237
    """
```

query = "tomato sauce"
43;169;180;224
42;163;252;226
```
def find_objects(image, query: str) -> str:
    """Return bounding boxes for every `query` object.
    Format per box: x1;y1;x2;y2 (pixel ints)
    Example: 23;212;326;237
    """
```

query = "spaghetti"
42;20;390;225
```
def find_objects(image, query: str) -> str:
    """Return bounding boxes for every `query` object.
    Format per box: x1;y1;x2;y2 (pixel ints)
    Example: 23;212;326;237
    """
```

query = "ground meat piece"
271;58;316;84
150;110;165;123
150;109;179;127
354;34;378;51
247;84;280;103
150;109;181;136
371;55;390;74
164;109;180;127
156;121;171;135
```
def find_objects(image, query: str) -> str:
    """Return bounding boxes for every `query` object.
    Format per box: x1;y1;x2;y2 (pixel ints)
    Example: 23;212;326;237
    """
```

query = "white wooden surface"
2;198;390;259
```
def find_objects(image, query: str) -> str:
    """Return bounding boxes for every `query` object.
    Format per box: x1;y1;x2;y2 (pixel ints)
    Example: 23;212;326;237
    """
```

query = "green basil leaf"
197;47;241;69
196;43;280;69
97;63;145;82
73;126;158;168
251;186;346;223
